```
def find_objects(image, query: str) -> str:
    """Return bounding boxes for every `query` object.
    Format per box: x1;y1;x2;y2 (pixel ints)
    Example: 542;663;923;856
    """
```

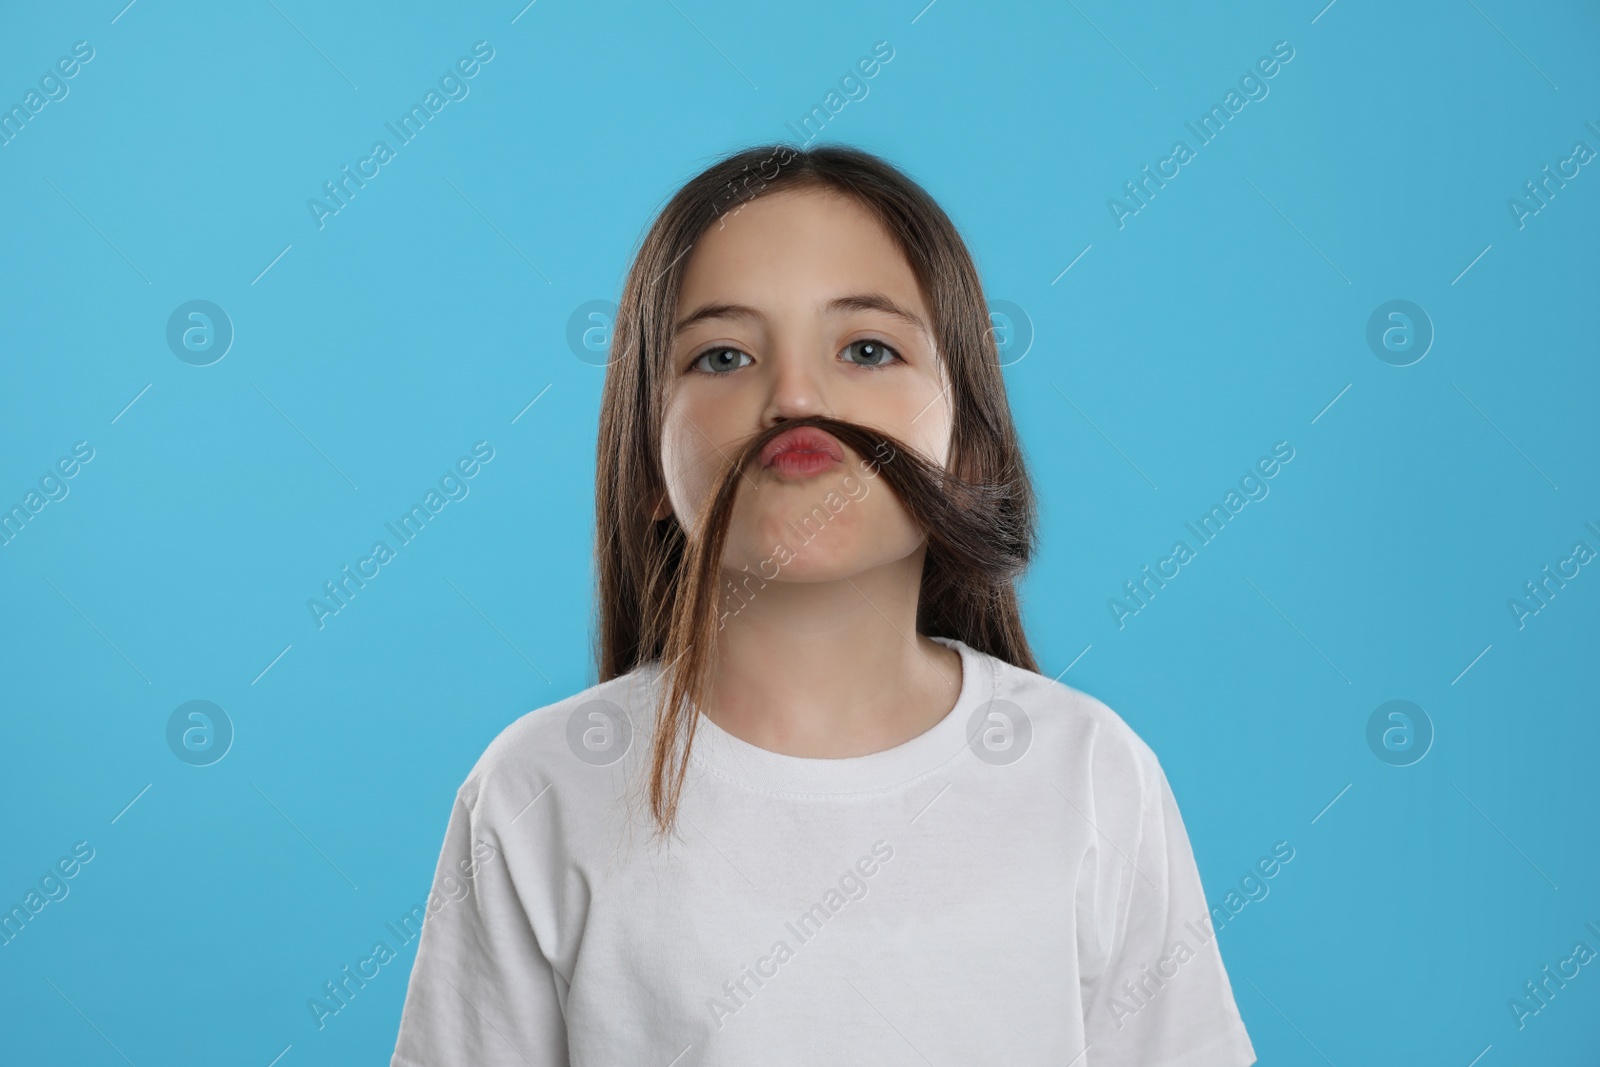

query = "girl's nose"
759;341;832;426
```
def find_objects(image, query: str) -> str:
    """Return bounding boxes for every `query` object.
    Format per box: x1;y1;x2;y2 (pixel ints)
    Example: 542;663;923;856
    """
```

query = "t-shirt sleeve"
390;782;569;1067
1078;745;1256;1067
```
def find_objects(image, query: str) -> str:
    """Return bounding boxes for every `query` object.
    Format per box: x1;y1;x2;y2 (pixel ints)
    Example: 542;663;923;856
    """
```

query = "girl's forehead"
675;188;925;313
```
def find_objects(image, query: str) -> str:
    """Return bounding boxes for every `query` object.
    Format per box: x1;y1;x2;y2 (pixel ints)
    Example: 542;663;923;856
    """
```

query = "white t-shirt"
390;635;1256;1067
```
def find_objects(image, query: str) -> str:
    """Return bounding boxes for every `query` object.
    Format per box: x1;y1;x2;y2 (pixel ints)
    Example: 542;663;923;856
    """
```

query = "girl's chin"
718;551;859;584
720;538;918;586
719;504;921;581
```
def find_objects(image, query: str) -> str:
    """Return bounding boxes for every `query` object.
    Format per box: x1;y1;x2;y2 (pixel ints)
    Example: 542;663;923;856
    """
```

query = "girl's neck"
701;551;962;759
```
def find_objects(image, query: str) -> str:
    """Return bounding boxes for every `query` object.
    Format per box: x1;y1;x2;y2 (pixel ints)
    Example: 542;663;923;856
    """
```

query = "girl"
391;144;1256;1066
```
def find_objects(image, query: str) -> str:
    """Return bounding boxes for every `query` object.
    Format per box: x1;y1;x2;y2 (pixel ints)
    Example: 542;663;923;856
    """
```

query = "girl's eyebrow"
673;292;932;342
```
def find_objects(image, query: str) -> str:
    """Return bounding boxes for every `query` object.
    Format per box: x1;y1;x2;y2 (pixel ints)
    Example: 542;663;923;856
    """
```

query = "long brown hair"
593;143;1039;841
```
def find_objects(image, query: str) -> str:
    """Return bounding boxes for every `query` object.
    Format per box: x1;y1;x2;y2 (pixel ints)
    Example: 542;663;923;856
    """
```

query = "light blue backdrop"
2;0;1596;1063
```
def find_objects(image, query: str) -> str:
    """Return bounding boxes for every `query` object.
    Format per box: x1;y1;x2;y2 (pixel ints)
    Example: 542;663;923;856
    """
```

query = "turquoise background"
2;0;1597;1063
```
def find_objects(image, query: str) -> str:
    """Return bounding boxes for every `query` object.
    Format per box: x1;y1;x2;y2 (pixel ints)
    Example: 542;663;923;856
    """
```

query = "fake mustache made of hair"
686;413;1032;585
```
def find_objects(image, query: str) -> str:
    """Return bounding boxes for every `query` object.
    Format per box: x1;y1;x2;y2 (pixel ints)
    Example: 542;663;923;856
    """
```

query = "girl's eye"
842;338;900;369
692;347;753;374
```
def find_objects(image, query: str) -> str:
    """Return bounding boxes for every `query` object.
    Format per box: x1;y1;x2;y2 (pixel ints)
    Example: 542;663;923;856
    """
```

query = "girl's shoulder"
451;660;661;815
979;645;1167;787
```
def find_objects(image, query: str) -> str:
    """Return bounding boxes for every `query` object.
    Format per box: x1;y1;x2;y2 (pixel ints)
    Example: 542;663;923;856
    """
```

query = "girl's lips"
768;450;841;478
758;426;845;477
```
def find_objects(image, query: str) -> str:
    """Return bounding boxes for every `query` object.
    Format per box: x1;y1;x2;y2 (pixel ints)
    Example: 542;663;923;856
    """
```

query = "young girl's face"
658;187;954;585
